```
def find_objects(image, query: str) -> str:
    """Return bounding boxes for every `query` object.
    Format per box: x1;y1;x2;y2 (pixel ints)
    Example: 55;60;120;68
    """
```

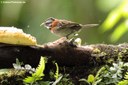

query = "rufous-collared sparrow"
41;17;98;39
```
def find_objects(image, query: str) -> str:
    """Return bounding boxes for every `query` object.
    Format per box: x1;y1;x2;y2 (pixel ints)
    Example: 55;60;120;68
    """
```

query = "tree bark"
0;38;128;68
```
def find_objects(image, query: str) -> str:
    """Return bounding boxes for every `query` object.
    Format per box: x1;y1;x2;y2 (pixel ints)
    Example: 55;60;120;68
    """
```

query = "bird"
41;17;98;39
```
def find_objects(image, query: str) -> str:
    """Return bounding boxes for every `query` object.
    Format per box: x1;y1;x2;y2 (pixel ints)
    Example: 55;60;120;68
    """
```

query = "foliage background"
0;0;127;44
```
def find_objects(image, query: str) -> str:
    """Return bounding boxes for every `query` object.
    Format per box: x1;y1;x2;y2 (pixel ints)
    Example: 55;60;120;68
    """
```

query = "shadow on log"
0;38;128;68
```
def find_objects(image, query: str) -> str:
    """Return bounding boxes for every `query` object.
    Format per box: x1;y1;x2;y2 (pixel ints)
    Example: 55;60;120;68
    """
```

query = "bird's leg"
68;37;82;47
68;38;77;47
66;34;71;39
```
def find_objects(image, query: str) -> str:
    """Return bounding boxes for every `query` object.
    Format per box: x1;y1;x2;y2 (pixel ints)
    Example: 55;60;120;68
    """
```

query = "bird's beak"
40;22;44;26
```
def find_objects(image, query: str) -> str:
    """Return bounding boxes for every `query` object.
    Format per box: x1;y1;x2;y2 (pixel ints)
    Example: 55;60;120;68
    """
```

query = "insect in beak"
40;22;44;26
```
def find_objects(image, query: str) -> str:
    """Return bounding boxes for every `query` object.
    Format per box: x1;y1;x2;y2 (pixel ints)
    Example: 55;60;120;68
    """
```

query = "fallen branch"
0;38;128;68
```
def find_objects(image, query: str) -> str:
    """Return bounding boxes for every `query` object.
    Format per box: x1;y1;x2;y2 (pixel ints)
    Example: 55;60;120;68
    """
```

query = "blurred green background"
0;0;128;44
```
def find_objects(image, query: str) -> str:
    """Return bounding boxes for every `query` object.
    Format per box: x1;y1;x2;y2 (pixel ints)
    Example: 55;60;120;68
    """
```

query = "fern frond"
23;56;45;83
54;63;59;80
32;57;45;77
124;72;128;79
23;76;35;83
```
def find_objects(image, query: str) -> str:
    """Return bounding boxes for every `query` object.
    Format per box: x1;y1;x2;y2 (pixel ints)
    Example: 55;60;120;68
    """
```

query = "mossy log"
0;38;128;68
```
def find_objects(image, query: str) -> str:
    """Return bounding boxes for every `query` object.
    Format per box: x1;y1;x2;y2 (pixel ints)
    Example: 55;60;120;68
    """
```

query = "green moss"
92;48;101;54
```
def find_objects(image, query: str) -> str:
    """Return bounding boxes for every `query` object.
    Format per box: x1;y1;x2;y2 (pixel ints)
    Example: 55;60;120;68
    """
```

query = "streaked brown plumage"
41;17;98;38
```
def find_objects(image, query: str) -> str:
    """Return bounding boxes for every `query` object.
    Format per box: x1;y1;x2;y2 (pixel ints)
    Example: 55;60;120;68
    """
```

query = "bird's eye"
46;17;55;24
44;17;55;28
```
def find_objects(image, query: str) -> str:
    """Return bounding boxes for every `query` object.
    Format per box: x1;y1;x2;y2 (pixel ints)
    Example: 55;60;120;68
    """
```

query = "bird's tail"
81;24;99;28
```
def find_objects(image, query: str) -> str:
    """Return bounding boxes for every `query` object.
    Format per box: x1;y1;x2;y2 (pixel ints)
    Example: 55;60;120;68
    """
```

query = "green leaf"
124;72;128;79
100;9;121;32
118;80;128;85
87;74;95;83
100;0;128;33
118;72;128;85
95;66;106;79
54;63;59;80
23;56;45;84
110;20;128;42
52;75;63;85
33;57;45;77
121;0;128;18
23;76;35;83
